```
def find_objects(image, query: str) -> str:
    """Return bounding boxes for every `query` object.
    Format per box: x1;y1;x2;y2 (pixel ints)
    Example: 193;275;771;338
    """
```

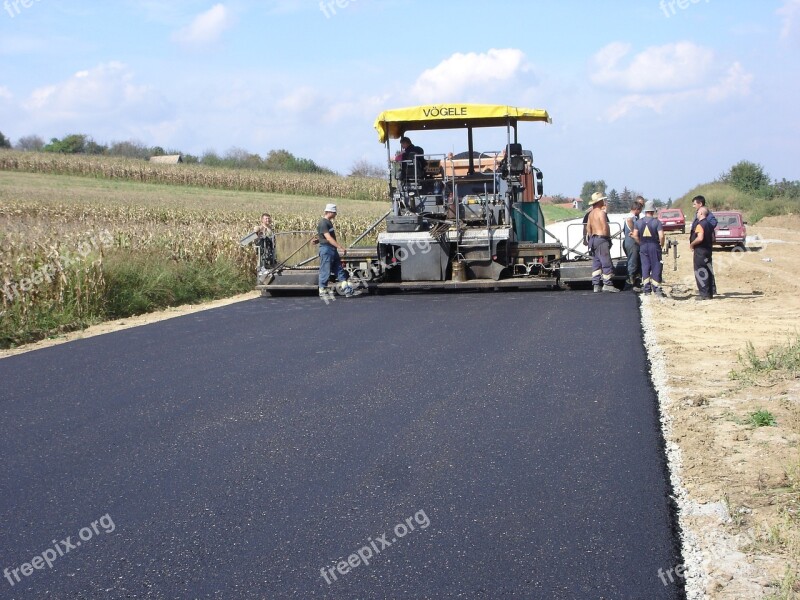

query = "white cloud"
23;62;167;123
411;49;528;103
705;62;753;102
277;86;319;113
590;41;715;93
172;4;233;46
0;86;12;102
777;0;800;41
591;42;753;121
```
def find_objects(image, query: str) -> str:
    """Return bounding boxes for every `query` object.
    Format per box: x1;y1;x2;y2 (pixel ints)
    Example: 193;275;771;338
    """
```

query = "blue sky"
1;0;798;200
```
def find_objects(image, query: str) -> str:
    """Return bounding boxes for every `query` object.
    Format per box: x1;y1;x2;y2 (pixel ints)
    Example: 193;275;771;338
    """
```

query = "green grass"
730;338;800;382
748;409;777;427
542;205;584;221
674;182;800;223
102;250;251;318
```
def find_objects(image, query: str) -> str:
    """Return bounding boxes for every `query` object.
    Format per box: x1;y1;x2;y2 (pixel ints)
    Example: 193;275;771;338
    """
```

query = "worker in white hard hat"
317;203;353;298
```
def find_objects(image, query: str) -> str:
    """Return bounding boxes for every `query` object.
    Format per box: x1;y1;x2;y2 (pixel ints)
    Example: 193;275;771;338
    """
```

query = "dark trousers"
589;236;614;286
256;238;274;269
693;247;715;298
623;236;640;282
639;243;663;293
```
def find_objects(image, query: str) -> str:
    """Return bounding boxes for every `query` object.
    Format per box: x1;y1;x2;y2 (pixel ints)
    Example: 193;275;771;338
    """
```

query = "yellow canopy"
373;104;551;143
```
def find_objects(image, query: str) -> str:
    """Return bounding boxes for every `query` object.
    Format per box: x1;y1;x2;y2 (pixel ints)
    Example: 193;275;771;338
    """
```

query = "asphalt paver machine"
257;103;625;296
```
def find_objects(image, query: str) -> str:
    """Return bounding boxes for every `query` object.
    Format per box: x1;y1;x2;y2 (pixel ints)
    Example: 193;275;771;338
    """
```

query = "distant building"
149;154;183;164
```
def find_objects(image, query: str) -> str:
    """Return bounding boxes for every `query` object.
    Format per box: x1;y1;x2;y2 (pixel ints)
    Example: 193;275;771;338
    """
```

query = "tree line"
579;180;664;212
0;130;337;175
579;160;800;213
717;160;800;201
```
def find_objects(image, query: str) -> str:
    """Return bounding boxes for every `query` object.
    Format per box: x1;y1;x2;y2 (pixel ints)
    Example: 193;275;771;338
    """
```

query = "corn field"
0;151;388;202
0;199;382;347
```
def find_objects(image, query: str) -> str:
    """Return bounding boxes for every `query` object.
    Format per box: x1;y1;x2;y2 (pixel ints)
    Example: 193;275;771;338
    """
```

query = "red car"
657;208;686;233
713;211;747;248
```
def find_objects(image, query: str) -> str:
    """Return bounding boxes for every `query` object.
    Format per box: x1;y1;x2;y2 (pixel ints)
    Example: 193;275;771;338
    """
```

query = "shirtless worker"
585;192;620;293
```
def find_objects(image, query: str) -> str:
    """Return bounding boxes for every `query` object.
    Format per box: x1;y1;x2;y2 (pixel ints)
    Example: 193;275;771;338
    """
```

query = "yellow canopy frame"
373;104;551;143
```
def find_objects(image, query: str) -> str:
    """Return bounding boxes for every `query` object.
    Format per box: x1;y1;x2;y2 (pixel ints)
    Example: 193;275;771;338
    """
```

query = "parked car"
713;210;747;248
657;208;686;233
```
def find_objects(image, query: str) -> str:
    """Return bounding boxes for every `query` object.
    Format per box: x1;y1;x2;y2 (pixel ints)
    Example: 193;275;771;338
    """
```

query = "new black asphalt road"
0;291;684;599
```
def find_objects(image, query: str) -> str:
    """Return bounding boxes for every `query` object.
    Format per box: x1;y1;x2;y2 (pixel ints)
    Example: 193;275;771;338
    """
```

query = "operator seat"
500;143;525;177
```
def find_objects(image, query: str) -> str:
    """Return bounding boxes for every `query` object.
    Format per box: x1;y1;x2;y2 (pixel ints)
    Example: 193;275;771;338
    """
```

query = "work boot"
602;285;620;293
593;285;602;293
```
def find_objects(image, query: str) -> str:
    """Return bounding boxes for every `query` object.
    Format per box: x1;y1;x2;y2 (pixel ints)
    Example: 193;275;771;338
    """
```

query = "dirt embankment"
645;215;800;599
